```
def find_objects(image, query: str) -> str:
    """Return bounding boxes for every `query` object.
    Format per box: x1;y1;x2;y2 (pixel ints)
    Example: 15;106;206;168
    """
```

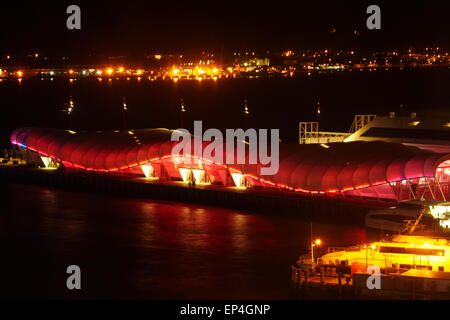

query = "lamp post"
122;97;127;130
316;101;320;143
180;98;186;128
364;245;368;271
243;99;249;129
64;96;75;129
311;238;321;266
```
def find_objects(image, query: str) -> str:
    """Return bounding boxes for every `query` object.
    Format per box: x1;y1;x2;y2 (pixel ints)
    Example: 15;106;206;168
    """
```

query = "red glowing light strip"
13;141;406;195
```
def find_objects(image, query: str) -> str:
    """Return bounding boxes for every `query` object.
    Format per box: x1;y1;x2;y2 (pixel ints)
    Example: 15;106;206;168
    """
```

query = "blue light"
14;142;27;148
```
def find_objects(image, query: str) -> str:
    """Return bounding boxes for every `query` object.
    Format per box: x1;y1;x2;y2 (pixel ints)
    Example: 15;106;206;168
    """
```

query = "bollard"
320;271;324;285
303;270;308;286
290;266;296;285
338;272;342;286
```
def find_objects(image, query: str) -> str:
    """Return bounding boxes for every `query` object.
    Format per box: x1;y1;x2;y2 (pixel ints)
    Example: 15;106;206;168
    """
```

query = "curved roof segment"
10;127;450;195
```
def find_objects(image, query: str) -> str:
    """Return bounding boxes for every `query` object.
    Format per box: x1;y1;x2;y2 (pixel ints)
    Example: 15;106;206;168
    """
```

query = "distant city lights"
0;47;447;83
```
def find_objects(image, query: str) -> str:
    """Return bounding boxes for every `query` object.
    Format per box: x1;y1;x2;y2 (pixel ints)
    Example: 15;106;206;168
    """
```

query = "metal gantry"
349;114;377;133
299;122;319;144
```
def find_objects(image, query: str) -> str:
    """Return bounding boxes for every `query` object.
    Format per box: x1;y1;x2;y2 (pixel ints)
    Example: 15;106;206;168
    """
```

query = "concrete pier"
0;166;391;223
290;265;450;299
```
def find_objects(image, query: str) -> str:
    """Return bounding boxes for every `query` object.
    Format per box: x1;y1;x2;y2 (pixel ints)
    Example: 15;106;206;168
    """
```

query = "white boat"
297;207;450;274
365;201;450;234
365;207;435;233
317;234;450;272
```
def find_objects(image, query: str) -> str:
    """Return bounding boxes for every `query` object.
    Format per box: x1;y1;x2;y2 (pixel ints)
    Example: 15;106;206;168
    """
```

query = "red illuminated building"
10;127;450;202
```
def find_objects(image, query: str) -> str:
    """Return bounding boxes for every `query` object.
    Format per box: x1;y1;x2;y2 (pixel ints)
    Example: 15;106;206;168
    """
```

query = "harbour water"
0;182;366;299
1;68;449;147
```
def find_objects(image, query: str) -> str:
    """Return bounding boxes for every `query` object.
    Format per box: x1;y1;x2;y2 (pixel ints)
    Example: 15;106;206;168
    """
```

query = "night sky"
1;0;449;56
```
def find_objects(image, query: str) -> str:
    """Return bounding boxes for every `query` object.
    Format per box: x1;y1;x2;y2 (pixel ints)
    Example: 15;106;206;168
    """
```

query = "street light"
316;101;320;143
122;97;127;130
364;245;368;271
243;99;249;129
311;238;322;266
180;98;186;128
63;96;75;129
244;99;249;115
68;97;74;115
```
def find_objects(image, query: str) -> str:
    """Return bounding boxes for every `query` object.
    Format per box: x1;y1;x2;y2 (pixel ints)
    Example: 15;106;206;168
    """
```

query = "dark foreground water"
0;183;366;299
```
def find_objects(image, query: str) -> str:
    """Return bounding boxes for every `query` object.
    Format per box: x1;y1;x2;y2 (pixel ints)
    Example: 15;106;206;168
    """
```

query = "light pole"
180;98;186;128
243;99;249;129
64;96;75;129
311;239;321;266
122;97;127;130
316;101;320;144
364;245;368;271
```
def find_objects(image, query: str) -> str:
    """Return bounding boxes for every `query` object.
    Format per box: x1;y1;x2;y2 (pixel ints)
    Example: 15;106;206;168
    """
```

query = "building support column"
427;179;436;200
389;182;399;203
406;179;416;200
436;179;446;201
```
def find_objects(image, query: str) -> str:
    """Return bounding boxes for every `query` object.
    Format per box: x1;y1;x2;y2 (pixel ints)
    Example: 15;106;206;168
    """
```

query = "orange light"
107;68;113;75
136;69;143;75
118;67;124;72
69;69;74;74
315;239;321;245
17;71;23;77
154;55;162;60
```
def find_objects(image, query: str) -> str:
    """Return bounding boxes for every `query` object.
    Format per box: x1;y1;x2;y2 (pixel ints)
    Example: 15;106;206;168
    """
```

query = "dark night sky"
0;0;449;56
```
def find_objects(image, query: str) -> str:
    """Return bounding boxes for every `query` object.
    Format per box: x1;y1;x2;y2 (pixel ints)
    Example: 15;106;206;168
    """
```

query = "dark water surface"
0;183;366;299
1;68;449;148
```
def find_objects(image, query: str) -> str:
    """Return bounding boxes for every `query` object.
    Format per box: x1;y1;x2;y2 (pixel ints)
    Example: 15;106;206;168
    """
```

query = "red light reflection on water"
0;183;365;299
